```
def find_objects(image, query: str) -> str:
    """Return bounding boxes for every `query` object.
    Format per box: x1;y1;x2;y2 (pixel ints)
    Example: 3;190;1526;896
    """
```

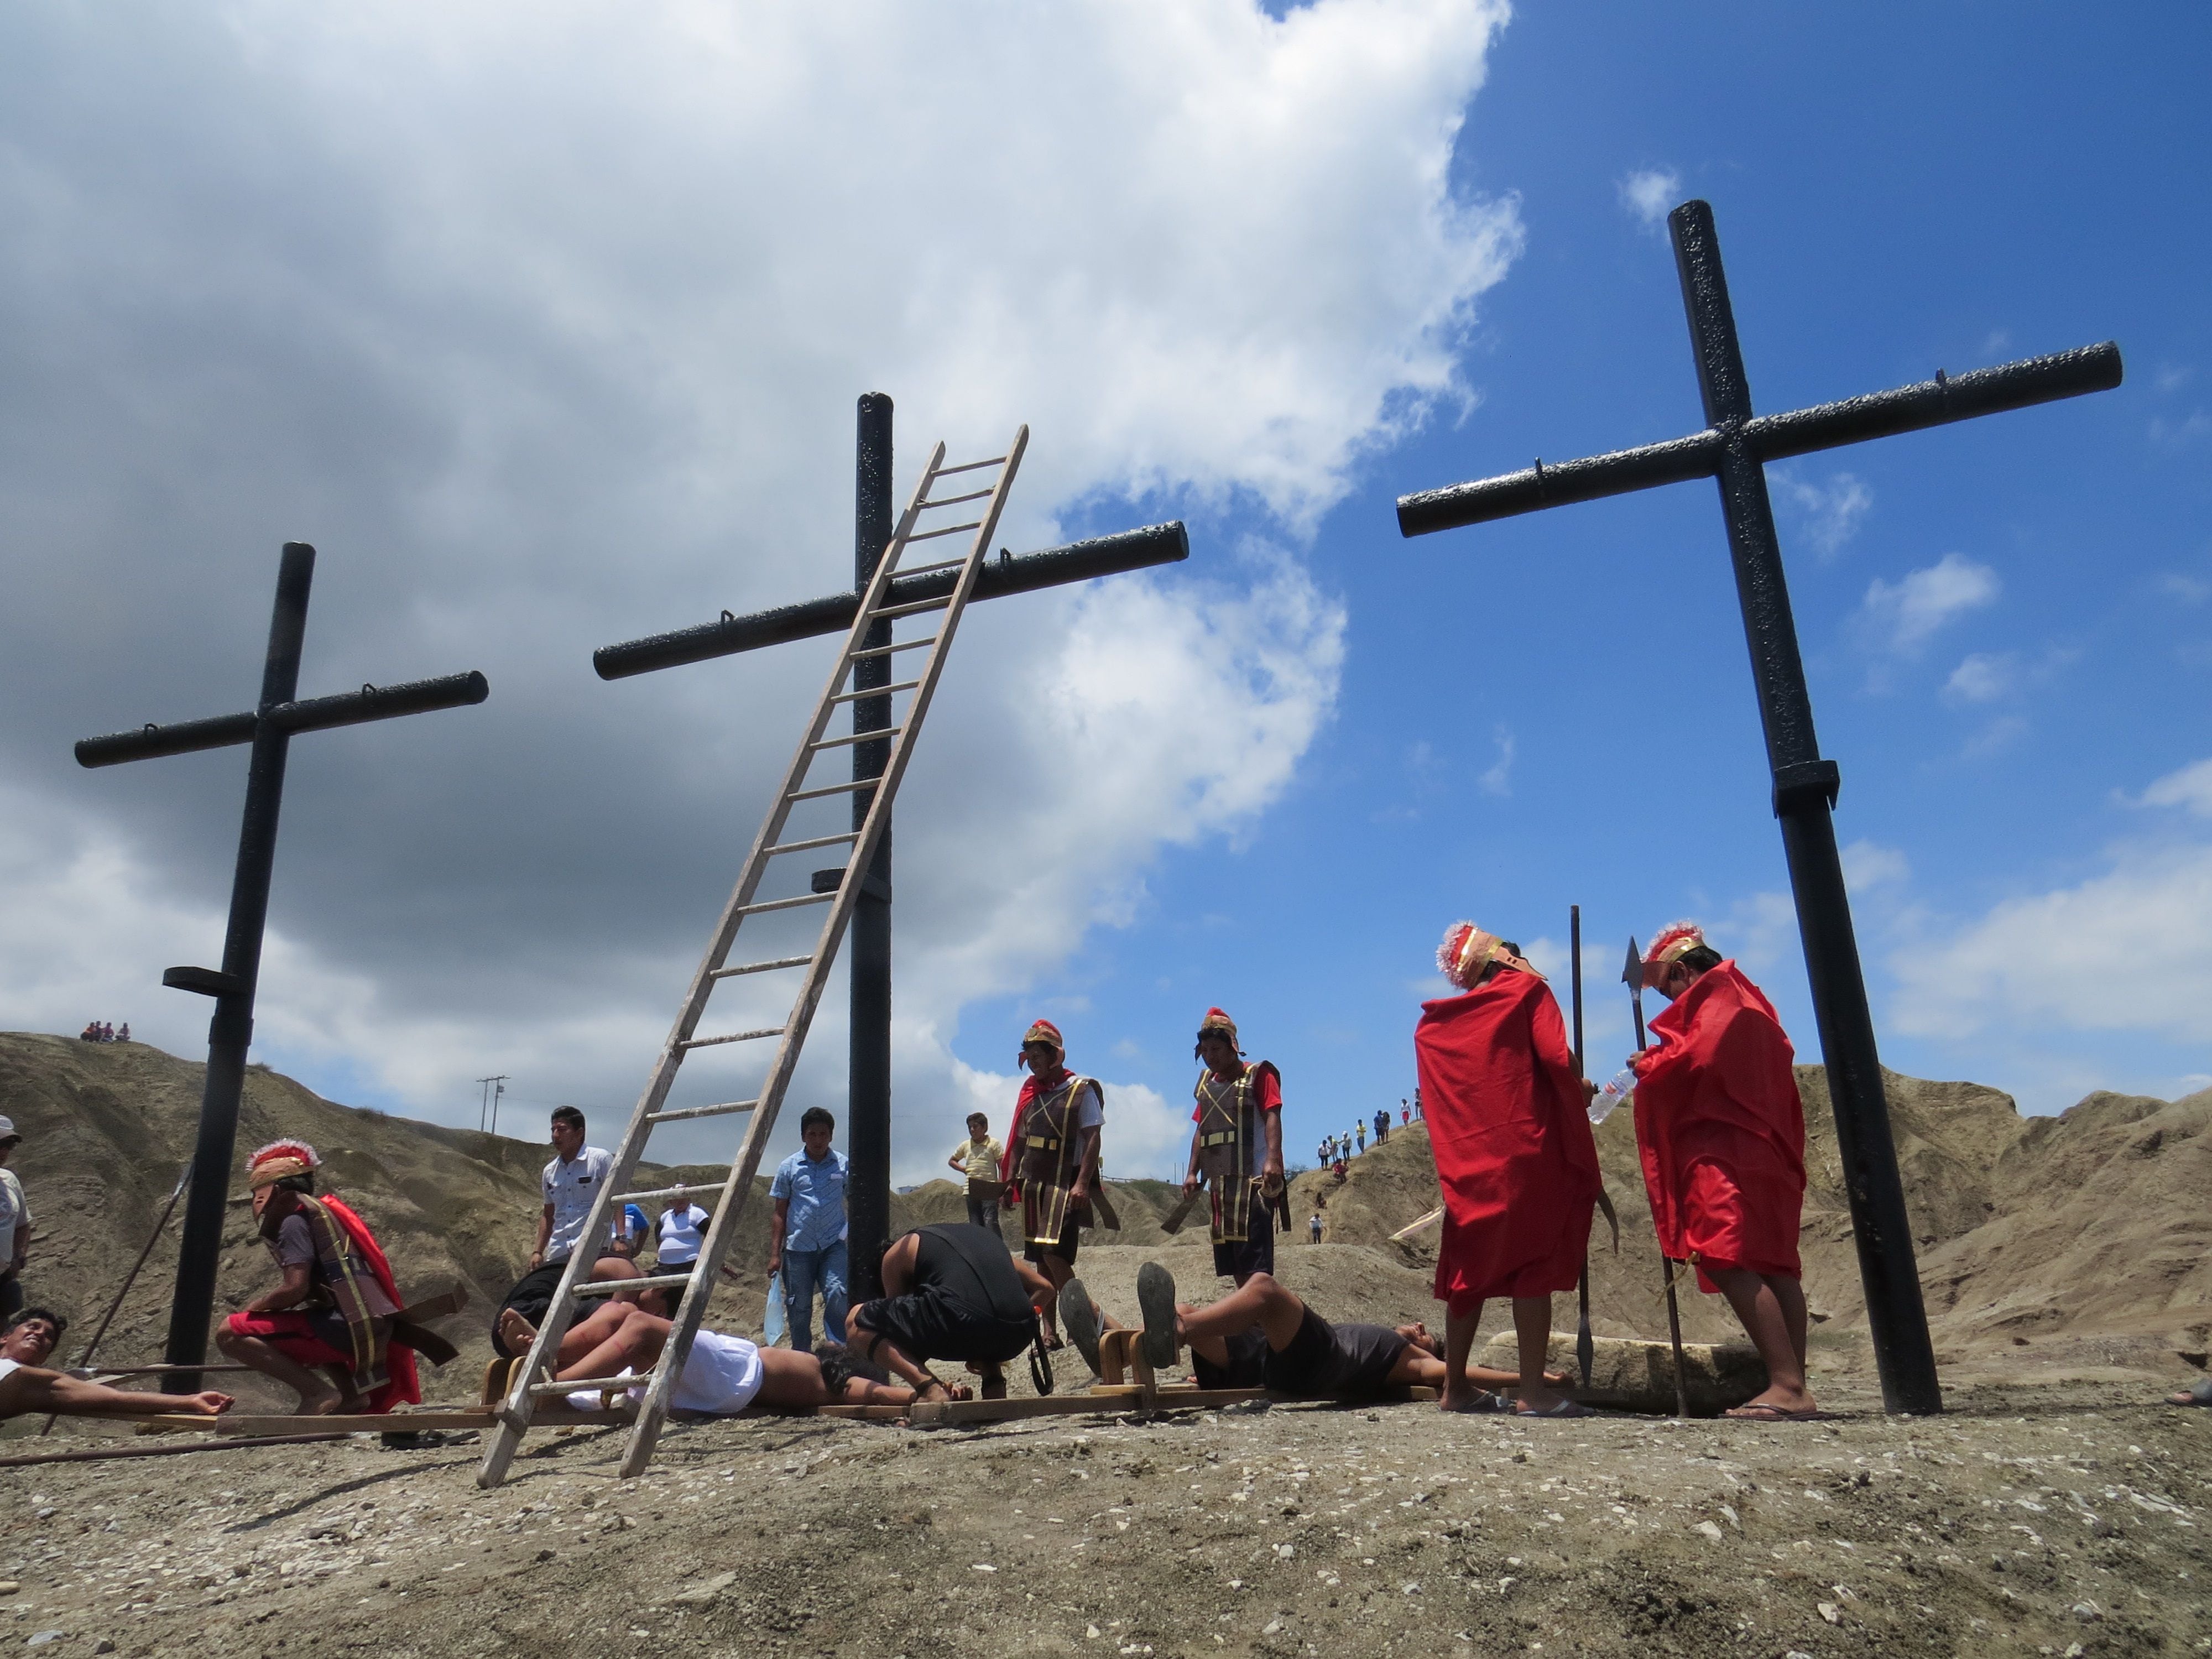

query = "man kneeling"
498;1295;910;1414
1126;1266;1569;1408
847;1222;1058;1404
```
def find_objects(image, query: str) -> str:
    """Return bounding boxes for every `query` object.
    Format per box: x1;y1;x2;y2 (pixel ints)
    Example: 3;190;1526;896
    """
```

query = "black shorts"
1191;1308;1409;1401
853;1286;1033;1367
1213;1224;1275;1282
491;1262;569;1359
1024;1217;1080;1269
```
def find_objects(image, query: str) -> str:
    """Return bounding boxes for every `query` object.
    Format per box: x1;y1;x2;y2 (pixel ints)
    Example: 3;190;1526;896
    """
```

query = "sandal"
1136;1262;1179;1369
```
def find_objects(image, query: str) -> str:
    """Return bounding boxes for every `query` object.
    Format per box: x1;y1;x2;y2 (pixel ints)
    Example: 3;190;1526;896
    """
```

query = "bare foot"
1438;1386;1502;1415
498;1307;539;1354
292;1381;347;1416
1724;1384;1820;1420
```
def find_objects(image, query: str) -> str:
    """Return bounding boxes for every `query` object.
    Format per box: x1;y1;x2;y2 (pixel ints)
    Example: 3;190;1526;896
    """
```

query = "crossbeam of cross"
1398;200;2121;1416
595;394;1187;1299
76;541;489;1389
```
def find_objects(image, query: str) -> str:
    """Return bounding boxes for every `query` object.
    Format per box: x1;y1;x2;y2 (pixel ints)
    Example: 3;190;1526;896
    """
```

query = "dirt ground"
6;1374;2208;1659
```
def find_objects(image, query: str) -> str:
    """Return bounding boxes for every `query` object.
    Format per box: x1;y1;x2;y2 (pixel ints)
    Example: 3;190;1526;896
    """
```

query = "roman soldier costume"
1190;1007;1284;1281
999;1020;1104;1262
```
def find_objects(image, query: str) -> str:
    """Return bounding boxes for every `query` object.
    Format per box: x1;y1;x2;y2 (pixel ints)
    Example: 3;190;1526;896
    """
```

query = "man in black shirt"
848;1222;1057;1404
1131;1266;1564;1407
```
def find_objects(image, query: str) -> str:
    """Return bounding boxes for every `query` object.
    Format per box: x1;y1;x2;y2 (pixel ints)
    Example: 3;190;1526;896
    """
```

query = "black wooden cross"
596;393;1187;1300
1397;200;2121;1415
76;541;490;1389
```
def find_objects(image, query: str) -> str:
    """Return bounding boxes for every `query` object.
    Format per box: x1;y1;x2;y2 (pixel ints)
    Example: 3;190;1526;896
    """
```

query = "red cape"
323;1194;421;1411
1629;961;1806;1291
1416;969;1600;1308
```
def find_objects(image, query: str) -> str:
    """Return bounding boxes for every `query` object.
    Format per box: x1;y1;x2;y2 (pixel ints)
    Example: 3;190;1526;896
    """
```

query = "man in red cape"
217;1140;421;1415
1630;923;1815;1420
1417;922;1599;1417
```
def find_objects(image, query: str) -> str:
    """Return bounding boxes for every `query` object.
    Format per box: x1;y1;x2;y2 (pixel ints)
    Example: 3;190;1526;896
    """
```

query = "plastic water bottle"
1588;1067;1637;1125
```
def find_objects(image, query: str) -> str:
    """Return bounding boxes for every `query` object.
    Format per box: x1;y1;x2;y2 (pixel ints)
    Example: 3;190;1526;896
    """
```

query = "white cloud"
1478;726;1515;796
0;0;1509;1171
1617;167;1679;228
2137;757;2212;818
1858;553;2001;656
1841;839;1911;892
1773;468;1872;559
1890;843;2212;1046
1944;651;2014;704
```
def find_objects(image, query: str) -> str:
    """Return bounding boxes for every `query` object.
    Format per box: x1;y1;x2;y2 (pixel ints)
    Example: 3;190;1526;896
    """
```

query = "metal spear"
1572;906;1592;1390
1626;935;1690;1418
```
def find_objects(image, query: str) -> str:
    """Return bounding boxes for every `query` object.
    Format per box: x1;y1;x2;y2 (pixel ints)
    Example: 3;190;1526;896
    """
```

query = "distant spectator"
1355;1121;1366;1155
1401;1101;1411;1128
946;1111;1004;1230
1374;1107;1391;1145
1308;1212;1323;1245
1413;1089;1423;1120
118;1022;130;1043
1;1309;232;1422
79;1022;98;1042
657;1199;711;1279
0;1119;28;1324
769;1107;849;1352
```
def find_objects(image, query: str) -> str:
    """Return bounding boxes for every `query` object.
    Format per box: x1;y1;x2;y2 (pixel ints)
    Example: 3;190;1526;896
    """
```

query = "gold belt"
1026;1135;1062;1151
1199;1131;1236;1147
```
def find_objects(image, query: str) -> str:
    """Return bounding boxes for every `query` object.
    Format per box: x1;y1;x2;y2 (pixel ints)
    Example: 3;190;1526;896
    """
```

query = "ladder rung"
530;1374;641;1397
763;831;859;855
611;1183;724;1206
916;486;995;509
848;637;937;661
734;892;833;916
711;955;813;979
902;519;983;542
829;678;920;703
646;1099;757;1124
576;1272;700;1297
889;557;968;577
811;725;903;750
789;778;875;800
870;596;951;621
680;1024;787;1049
932;454;1008;476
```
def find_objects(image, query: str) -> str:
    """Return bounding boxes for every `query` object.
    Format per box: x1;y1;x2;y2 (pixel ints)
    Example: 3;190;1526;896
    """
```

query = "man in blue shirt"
768;1107;849;1352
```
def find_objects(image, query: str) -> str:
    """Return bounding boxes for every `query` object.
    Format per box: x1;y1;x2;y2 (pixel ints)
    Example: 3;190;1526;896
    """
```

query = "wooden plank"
215;1409;498;1437
909;1386;1269;1427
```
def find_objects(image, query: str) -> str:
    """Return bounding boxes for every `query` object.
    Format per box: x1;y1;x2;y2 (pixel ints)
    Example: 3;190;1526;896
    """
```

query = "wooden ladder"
477;427;1029;1485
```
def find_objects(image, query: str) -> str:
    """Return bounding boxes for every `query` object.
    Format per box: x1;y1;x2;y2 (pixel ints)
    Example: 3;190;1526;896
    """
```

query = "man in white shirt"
0;1117;30;1326
535;1106;614;1270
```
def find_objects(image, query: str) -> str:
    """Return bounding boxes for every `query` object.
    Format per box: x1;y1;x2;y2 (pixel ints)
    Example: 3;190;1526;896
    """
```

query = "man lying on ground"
497;1299;911;1414
1061;1267;1572;1411
847;1220;1058;1405
0;1307;232;1421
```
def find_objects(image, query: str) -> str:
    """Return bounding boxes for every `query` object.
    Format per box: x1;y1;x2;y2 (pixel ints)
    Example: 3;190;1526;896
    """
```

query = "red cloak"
1416;969;1600;1310
1629;961;1806;1292
223;1193;421;1412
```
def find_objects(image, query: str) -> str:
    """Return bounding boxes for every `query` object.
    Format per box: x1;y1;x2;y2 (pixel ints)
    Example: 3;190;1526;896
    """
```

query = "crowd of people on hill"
1313;1093;1423;1177
77;1020;128;1043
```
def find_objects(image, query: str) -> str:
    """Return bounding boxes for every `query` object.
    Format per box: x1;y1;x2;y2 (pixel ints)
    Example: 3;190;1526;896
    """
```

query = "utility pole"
489;1078;507;1138
477;1074;508;1134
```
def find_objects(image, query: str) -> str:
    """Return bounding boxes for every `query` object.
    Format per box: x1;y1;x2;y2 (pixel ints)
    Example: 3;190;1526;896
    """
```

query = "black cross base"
76;541;489;1390
596;394;1188;1302
1399;200;2122;1416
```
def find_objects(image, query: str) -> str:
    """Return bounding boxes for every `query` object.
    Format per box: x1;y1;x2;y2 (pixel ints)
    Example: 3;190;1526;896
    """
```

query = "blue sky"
1;2;2204;1185
956;2;2212;1170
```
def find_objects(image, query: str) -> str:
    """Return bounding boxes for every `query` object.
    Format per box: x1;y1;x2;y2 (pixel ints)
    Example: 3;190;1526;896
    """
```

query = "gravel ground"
4;1379;2207;1659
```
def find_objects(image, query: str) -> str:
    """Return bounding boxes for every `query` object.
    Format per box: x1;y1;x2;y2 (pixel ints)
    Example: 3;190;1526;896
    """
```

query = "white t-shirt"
656;1204;709;1265
0;1169;27;1262
541;1146;614;1262
0;1357;18;1383
565;1329;765;1416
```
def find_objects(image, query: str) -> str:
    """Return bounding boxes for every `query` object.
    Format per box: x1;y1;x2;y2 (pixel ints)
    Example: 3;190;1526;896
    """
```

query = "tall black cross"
76;541;490;1389
1397;200;2121;1416
597;393;1188;1300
